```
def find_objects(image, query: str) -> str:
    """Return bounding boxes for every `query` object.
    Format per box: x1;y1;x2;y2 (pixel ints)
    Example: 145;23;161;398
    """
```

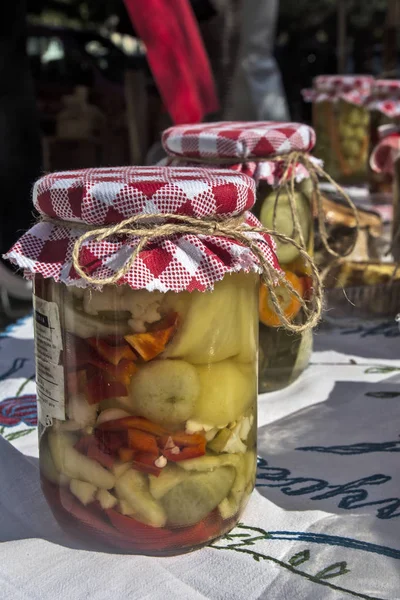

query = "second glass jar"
255;179;314;392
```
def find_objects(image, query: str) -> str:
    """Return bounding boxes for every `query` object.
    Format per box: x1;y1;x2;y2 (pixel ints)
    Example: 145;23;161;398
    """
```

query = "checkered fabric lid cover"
366;79;400;118
302;75;374;106
161;121;316;184
370;124;400;174
5;166;280;292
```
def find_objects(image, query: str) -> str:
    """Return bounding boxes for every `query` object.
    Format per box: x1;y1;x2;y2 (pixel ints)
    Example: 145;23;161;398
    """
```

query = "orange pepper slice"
87;338;136;366
159;431;206;449
259;270;304;328
128;429;159;456
125;313;179;362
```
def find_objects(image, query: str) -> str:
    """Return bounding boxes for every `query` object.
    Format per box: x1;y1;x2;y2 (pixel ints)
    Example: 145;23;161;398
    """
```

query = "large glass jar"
304;76;373;184
34;273;258;555
255;179;314;392
5;165;280;556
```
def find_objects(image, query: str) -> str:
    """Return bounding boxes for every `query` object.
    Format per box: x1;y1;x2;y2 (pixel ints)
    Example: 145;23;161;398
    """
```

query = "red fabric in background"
123;0;219;124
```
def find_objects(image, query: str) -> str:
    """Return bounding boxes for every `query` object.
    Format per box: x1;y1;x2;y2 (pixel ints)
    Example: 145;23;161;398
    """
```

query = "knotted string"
42;211;323;334
171;150;360;258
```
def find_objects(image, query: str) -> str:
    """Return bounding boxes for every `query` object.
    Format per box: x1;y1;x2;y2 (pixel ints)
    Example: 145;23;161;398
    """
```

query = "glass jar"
255;179;314;392
34;271;258;555
392;158;400;262
367;80;400;195
313;99;370;184
304;76;373;184
369;110;395;194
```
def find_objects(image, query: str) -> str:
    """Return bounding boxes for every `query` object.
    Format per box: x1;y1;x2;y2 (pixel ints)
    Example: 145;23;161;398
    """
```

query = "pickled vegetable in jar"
6;166;289;556
161;122;318;392
303;75;373;184
367;79;400;195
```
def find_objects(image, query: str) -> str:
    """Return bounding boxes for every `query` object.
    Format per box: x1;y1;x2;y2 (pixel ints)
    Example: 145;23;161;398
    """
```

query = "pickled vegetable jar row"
36;273;258;555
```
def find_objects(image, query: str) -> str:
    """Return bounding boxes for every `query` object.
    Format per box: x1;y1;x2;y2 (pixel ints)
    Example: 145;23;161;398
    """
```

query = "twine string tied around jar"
41;210;324;334
173;149;360;258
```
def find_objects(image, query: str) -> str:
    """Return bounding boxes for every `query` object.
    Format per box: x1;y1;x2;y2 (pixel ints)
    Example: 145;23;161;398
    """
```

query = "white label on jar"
33;296;65;426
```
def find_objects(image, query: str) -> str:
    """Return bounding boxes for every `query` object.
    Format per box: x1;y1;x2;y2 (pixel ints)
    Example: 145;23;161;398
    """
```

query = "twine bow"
57;211;324;334
172;150;360;258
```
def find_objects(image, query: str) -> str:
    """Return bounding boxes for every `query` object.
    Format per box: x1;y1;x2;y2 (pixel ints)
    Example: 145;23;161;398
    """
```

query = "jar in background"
254;178;314;392
6;166;284;555
162;121;317;392
303;76;373;184
366;79;400;195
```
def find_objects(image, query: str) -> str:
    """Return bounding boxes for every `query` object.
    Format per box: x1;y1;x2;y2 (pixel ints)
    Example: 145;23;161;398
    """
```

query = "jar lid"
162;121;316;184
6;166;280;292
162;121;315;160
302;75;374;105
366;79;400;118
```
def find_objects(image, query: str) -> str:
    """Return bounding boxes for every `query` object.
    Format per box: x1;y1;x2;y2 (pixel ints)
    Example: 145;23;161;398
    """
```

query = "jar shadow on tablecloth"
0;435;131;554
256;381;400;522
313;317;400;360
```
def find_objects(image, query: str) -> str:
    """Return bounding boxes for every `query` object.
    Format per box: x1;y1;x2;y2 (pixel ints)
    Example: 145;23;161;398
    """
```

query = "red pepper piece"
97;416;168;436
86;375;128;405
74;435;93;454
112;359;138;386
87;338;136;366
124;313;179;362
105;508;222;551
106;508;172;547
86;439;115;469
86;357;137;386
131;451;162;476
163;441;206;462
95;429;128;454
118;447;135;463
300;275;313;301
128;429;159;456
159;431;206;449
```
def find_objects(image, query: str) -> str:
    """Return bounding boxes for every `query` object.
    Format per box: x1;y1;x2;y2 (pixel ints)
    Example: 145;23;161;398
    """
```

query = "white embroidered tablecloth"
0;315;399;600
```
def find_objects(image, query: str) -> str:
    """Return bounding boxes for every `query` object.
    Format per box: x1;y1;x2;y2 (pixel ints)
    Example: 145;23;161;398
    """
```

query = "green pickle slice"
259;191;310;264
161;466;236;527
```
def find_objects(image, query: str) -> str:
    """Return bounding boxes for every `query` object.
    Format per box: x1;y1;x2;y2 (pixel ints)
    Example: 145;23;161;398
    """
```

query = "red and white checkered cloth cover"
302;75;374;106
5;166;281;292
370;124;400;175
161;121;316;185
365;79;400;119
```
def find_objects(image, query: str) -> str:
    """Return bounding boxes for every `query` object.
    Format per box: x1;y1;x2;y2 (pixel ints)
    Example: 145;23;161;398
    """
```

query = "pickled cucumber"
115;469;167;527
218;450;256;519
259;192;311;264
161;466;235;527
40;438;69;486
130;359;200;427
341;139;360;159
148;465;188;499
48;432;115;489
70;479;97;505
177;453;241;471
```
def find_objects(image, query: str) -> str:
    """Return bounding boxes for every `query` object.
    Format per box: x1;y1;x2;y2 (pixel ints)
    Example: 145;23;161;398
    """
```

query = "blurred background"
1;0;400;324
21;0;400;169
